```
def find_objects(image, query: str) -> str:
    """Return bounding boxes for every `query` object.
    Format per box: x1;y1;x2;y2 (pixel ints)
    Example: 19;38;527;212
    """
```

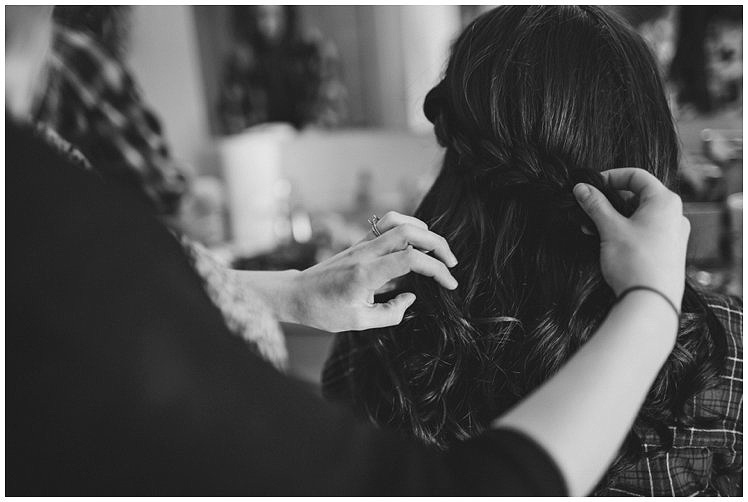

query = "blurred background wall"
129;5;211;177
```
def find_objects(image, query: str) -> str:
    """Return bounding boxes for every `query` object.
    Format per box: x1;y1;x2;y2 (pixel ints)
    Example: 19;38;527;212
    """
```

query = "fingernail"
449;277;459;289
448;255;458;268
573;183;591;200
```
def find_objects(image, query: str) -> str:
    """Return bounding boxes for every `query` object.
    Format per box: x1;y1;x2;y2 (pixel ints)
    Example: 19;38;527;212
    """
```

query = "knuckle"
381;211;399;226
438;234;449;249
393;224;410;242
665;190;681;207
434;257;448;272
583;195;601;212
672;192;683;206
399;249;418;269
439;262;451;278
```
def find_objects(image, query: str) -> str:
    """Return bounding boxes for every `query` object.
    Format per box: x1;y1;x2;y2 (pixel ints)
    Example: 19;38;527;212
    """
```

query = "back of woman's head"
427;5;678;194
323;5;726;478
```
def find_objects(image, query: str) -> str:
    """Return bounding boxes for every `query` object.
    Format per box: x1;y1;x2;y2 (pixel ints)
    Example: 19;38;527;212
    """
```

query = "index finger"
600;168;666;203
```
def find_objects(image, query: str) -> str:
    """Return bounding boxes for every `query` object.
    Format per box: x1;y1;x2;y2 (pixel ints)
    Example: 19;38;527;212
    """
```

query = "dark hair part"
323;5;727;483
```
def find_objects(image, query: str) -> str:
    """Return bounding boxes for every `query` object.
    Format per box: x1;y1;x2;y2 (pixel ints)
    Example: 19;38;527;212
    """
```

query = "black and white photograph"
5;3;743;496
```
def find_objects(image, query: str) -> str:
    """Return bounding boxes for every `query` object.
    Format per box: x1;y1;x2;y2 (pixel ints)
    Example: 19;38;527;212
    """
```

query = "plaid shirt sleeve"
597;294;743;497
35;27;187;215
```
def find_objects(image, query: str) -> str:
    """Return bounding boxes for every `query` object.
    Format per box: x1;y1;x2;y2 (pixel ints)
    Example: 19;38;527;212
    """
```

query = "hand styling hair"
323;5;727;483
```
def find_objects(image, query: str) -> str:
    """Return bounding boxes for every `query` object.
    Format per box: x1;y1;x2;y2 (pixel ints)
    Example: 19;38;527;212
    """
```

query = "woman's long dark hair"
322;5;727;483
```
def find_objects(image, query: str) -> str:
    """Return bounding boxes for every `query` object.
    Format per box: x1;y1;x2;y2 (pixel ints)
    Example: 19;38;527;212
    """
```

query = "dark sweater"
6;117;565;496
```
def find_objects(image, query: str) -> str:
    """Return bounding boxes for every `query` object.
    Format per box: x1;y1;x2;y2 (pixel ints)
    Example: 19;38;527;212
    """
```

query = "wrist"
611;289;679;352
616;285;681;318
238;269;303;325
281;269;305;325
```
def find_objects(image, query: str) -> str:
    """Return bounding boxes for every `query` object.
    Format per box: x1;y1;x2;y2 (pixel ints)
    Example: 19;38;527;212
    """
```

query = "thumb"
367;292;416;329
573;183;624;239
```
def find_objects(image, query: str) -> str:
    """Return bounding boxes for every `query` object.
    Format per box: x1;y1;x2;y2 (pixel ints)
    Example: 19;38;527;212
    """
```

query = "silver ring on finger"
368;214;382;237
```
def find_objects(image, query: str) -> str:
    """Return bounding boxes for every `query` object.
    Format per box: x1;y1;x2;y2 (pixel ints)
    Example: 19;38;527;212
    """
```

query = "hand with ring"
271;211;458;332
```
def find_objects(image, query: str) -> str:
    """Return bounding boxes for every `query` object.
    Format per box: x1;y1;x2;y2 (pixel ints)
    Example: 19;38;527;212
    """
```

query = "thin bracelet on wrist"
615;286;681;318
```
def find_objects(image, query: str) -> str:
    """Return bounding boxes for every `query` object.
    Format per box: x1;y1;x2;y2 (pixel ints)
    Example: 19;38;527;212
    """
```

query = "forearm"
494;291;678;496
235;270;303;325
178;239;298;324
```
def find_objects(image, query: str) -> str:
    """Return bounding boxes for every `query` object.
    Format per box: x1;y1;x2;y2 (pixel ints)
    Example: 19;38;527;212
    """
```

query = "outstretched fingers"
366;224;458;268
368;247;458;291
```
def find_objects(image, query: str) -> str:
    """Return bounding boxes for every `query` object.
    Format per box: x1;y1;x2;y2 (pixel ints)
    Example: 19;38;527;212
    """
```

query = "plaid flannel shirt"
323;291;742;497
596;293;743;497
35;26;187;215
